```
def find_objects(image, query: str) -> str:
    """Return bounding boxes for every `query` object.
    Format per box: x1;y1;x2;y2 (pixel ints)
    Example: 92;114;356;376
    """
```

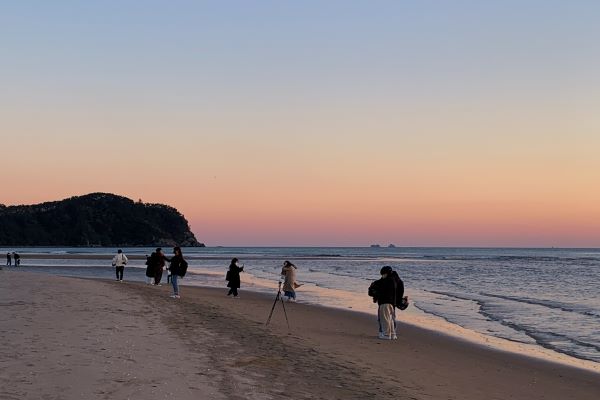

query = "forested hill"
0;193;204;247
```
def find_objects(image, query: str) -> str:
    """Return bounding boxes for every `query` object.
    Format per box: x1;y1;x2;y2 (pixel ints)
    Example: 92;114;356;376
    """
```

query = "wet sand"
1;270;599;399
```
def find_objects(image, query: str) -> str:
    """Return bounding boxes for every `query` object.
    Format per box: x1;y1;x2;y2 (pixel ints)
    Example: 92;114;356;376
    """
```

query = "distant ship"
370;244;381;248
388;244;396;248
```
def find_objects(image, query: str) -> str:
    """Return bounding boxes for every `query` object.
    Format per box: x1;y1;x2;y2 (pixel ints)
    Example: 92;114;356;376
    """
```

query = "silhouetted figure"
153;248;169;285
168;246;188;299
226;258;244;298
6;253;11;267
368;266;398;340
145;254;155;284
13;252;20;267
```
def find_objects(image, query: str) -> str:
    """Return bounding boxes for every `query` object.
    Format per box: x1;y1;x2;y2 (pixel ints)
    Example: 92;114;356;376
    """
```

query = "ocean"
3;246;599;366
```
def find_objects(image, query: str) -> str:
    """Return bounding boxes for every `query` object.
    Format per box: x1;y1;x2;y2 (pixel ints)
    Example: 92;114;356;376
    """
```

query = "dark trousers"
228;287;238;296
155;268;163;284
115;266;124;280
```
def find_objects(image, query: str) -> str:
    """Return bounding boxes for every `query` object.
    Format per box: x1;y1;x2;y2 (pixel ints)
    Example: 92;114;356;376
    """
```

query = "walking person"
112;249;128;282
6;253;11;267
281;260;301;302
153;248;169;286
226;258;244;298
368;266;398;340
13;252;20;267
168;246;188;299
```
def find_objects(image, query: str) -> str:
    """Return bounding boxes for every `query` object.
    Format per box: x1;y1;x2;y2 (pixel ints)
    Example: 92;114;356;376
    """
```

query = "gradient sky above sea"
1;1;599;246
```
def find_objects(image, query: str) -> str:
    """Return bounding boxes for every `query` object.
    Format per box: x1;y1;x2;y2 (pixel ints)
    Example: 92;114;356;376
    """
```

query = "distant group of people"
110;248;407;340
6;252;21;267
144;247;188;298
111;247;188;298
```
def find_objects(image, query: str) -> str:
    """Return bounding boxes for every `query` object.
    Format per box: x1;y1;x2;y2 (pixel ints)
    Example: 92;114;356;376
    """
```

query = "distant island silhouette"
0;193;204;247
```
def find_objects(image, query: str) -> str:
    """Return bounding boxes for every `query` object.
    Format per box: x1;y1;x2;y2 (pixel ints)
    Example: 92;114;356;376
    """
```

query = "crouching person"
368;266;398;340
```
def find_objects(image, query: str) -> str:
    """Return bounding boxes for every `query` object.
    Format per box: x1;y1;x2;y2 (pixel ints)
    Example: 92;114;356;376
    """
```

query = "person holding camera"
281;260;301;302
226;257;244;298
112;249;128;282
368;266;399;340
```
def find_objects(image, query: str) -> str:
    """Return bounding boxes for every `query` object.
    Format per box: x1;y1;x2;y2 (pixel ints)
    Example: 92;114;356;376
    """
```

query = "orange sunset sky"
1;2;599;246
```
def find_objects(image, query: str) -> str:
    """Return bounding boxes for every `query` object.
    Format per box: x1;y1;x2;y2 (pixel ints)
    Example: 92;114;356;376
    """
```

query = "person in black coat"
368;266;398;340
153;248;170;285
145;253;156;284
168;247;187;299
226;258;244;298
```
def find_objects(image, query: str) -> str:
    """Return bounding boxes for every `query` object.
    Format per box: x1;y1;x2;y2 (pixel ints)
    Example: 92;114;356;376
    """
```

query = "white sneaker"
170;294;178;298
392;334;398;340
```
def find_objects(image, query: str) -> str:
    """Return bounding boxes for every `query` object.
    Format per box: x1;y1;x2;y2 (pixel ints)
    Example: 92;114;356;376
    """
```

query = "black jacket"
226;263;244;288
145;253;155;277
169;255;187;277
370;275;397;306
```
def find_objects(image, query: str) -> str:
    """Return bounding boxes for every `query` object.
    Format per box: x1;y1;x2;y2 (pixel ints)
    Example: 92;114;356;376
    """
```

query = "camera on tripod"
266;280;290;330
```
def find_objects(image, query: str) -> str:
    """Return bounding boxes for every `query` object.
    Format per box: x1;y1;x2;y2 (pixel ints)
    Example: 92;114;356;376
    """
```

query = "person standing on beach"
168;246;188;299
13;252;20;267
226;257;244;298
153;248;169;285
145;253;155;284
281;260;301;302
368;266;398;340
112;249;128;282
6;253;11;267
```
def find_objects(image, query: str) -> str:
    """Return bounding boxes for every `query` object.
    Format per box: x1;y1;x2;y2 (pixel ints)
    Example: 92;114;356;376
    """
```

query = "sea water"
4;246;599;366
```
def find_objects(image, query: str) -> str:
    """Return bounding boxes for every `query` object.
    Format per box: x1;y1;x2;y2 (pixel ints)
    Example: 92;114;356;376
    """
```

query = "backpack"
179;259;188;277
225;270;231;281
368;280;379;303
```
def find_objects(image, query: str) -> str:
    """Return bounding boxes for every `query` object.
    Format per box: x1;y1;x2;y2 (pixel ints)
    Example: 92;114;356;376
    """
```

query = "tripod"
266;281;290;330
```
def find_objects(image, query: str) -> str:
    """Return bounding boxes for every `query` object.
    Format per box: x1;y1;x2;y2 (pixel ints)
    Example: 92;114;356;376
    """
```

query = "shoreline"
2;270;600;399
9;263;600;373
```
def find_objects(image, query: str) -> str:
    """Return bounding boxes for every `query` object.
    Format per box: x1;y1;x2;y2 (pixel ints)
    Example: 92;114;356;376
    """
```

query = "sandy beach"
1;270;599;400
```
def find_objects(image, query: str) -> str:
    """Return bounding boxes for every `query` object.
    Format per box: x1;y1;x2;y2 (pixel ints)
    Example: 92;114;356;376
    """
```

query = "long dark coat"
145;253;156;278
226;263;244;289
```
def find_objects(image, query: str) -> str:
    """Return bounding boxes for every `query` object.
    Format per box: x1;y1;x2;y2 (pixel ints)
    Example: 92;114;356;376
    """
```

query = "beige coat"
281;265;298;292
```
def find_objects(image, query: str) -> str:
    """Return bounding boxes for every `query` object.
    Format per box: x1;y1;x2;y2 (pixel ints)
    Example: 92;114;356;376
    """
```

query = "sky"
1;1;599;246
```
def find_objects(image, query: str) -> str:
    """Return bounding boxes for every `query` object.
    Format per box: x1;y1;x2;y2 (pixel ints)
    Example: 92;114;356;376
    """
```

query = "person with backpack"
13;252;20;267
112;249;128;282
145;253;155;284
368;266;399;340
225;258;244;298
168;246;188;299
